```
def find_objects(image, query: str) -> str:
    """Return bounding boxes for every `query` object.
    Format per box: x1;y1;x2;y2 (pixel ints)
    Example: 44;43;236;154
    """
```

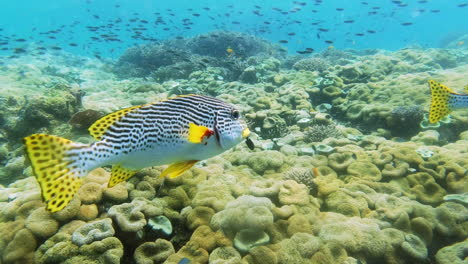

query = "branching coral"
293;57;331;72
283;167;317;194
304;124;343;143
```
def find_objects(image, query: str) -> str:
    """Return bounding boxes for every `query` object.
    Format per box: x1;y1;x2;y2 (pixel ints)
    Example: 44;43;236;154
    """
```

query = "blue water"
0;0;466;58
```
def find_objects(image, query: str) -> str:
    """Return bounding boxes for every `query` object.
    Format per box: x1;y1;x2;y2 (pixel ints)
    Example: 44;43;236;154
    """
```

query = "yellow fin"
160;160;198;178
188;123;213;144
108;164;138;188
428;80;452;123
23;134;84;212
88;105;142;140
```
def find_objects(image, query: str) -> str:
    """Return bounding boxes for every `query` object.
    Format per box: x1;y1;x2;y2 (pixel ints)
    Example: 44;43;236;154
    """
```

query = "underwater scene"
0;0;467;263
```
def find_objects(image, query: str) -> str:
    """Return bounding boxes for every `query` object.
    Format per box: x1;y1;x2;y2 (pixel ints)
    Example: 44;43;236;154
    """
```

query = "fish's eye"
231;110;240;119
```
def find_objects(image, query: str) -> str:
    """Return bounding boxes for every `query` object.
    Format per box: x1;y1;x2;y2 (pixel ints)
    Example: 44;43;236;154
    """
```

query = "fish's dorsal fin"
160;160;198;178
88;96;201;140
159;94;199;103
88;105;142;140
428;80;452;123
108;164;138;188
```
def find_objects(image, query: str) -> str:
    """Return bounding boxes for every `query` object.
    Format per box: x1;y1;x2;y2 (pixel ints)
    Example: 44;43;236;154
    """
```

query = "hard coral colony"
0;1;467;264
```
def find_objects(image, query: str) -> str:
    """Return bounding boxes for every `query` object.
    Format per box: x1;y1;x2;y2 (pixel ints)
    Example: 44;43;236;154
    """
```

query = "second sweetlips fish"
23;95;252;212
428;80;468;123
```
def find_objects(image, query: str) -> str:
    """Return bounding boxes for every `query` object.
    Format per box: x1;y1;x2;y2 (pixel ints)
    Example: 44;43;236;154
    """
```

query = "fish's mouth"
242;127;250;138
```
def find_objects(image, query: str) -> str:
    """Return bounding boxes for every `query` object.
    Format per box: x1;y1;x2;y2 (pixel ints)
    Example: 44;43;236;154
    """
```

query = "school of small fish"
0;0;466;59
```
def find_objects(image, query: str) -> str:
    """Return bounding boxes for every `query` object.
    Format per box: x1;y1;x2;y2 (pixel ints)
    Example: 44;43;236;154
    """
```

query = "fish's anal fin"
108;164;138;188
188;123;214;144
428;80;452;124
160;160;198;179
23;134;85;212
88;105;142;140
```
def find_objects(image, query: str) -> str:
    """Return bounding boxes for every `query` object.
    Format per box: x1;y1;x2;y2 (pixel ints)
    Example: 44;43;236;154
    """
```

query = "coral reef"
114;31;282;82
188;31;275;58
293;57;331;72
0;35;467;264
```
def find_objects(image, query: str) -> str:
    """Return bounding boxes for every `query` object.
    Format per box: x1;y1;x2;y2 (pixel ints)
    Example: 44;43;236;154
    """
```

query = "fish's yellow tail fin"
24;134;89;212
428;80;452;123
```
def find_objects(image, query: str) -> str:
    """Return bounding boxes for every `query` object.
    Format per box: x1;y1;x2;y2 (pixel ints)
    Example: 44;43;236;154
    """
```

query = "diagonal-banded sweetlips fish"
428;80;468;123
23;95;251;212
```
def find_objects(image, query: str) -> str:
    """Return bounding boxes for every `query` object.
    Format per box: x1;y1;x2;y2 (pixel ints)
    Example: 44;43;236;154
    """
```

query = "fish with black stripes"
23;95;253;212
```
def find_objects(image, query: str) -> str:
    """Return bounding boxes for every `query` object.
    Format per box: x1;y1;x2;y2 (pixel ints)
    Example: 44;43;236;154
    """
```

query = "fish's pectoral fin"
188;123;213;144
108;164;138;187
160;160;198;179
